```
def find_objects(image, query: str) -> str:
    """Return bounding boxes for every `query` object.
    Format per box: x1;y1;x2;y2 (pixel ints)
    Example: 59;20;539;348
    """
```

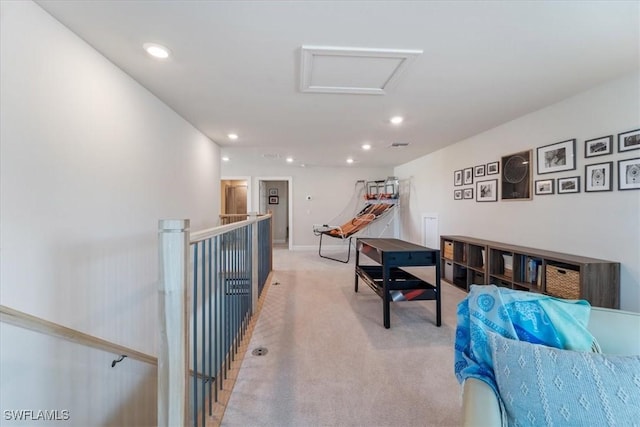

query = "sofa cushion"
489;332;640;426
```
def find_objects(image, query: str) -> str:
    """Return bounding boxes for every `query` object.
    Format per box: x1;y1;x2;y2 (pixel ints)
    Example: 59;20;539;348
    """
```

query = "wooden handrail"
0;304;157;366
0;304;216;384
191;213;271;244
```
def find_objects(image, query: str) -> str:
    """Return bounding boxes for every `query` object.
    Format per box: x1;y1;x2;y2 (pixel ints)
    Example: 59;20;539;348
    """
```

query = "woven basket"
546;265;580;299
444;241;454;259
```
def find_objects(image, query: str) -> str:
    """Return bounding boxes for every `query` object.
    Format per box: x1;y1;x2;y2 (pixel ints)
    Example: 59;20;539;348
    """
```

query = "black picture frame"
618;157;640;190
534;179;554;195
618;128;640;152
557;176;580;194
476;179;498;202
463;188;473;200
584;135;613;158
536;139;576;174
454;170;463;186
585;162;613;192
269;196;279;204
474;165;486;177
454;189;463;200
501;150;532;200
486;161;499;175
463;167;473;185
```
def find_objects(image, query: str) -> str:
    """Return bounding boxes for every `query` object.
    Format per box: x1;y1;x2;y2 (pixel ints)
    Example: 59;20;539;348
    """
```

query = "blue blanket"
454;285;595;396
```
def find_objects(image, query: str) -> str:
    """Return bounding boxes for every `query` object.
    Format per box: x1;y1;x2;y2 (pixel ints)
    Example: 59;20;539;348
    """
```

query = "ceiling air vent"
390;142;410;147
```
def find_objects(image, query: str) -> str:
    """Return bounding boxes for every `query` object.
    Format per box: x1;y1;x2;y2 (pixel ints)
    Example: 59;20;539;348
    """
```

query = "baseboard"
292;245;347;251
292;245;320;251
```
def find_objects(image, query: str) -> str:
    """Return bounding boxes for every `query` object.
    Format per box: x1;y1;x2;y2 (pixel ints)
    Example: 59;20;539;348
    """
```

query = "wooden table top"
357;238;437;253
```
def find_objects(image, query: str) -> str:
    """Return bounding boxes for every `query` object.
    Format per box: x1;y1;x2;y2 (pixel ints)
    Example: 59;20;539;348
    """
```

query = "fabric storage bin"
546;264;580;299
444;261;453;281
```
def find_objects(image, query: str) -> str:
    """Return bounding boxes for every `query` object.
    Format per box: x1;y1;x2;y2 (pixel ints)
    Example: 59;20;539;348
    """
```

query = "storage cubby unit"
453;241;466;263
467;244;486;269
440;235;620;308
512;254;544;292
489;248;513;280
440;237;491;291
452;264;468;289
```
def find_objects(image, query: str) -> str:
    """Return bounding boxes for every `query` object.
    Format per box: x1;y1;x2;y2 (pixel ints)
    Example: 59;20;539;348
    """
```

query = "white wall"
395;72;640;312
0;1;220;425
221;158;393;248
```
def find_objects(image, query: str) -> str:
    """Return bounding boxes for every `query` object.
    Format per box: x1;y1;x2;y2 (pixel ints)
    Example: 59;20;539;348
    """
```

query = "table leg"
354;247;360;293
435;255;442;326
383;264;390;329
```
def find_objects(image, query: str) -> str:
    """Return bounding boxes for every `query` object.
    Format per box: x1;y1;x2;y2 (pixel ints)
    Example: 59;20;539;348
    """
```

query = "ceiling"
36;1;639;168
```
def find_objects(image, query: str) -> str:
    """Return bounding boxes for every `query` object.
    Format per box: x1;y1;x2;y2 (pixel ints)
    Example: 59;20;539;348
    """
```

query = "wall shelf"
440;235;620;308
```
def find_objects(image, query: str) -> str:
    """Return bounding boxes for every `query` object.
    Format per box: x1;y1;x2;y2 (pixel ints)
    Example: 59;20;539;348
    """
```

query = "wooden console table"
354;238;441;329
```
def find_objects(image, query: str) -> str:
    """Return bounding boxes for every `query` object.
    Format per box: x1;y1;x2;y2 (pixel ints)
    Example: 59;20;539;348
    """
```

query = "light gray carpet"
222;248;468;427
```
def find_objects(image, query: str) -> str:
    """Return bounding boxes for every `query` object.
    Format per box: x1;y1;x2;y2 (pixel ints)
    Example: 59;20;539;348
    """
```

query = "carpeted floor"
221;247;468;427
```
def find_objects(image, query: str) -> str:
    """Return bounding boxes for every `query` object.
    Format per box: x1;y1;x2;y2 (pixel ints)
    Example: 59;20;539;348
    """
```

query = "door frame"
255;176;293;250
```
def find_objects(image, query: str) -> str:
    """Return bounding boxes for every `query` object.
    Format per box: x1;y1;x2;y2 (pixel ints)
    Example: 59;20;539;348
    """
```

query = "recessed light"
300;163;306;168
222;156;230;162
228;133;238;140
390;116;404;125
143;43;171;59
362;144;371;150
286;157;294;163
346;158;354;164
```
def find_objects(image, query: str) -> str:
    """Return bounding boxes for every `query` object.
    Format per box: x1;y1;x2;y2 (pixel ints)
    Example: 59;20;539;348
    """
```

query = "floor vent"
252;347;268;356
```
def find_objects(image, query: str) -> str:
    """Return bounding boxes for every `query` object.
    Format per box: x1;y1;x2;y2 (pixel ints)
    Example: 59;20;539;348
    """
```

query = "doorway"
220;179;248;224
256;177;292;250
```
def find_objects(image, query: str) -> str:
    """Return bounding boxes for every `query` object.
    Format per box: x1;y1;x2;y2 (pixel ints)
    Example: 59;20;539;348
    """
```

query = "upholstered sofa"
461;306;640;427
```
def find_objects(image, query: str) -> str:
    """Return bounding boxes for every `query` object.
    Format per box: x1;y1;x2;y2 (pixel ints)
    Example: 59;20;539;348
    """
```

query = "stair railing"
158;213;272;427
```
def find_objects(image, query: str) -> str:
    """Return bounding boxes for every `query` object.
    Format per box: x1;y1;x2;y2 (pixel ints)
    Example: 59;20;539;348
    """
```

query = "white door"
422;213;439;249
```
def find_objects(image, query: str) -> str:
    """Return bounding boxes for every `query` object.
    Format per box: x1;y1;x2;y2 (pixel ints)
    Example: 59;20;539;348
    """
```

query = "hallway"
221;248;467;427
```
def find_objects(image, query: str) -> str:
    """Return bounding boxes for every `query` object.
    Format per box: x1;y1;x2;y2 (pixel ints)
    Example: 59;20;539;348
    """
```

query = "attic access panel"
300;46;422;95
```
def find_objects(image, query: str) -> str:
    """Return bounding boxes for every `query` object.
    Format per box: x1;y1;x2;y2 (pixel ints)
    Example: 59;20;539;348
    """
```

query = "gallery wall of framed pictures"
575;128;639;192
451;126;640;202
453;160;499;201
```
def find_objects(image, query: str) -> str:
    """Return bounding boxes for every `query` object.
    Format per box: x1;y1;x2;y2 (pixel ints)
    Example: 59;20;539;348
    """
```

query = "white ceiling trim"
299;45;422;95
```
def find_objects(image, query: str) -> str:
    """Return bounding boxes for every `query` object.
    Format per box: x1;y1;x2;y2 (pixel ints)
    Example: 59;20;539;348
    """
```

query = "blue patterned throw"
454;285;595;396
